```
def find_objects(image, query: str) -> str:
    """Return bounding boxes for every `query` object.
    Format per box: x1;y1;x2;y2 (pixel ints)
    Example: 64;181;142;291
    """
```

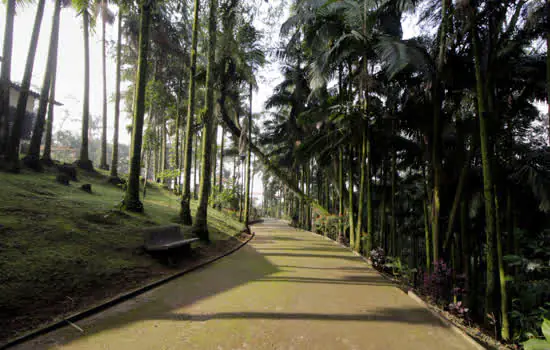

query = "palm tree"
24;0;63;170
41;68;57;164
122;0;152;212
98;0;115;170
109;9;123;180
192;0;218;240
243;83;253;226
7;0;47;170
74;0;94;171
179;0;200;224
0;0;16;160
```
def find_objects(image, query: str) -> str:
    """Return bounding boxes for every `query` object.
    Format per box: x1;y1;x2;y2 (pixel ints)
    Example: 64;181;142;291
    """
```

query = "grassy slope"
0;169;245;338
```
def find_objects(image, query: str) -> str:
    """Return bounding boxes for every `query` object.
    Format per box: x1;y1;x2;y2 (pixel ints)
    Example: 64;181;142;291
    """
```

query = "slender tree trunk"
431;0;450;263
160;123;167;184
391;126;397;256
250;155;255;219
7;0;46;169
123;0;151;212
180;0;200;224
192;0;218;240
348;146;355;247
211;123;217;201
110;10;123;179
472;19;497;328
0;0;15;159
174;96;181;192
218;127;225;193
77;10;93;170
194;132;199;198
338;147;344;243
380;159;388;252
244;83;253;226
143;148;151;199
99;4;108;170
494;188;509;340
366;127;373;256
42;68;57;164
424;199;432;271
356;130;366;253
25;0;62;170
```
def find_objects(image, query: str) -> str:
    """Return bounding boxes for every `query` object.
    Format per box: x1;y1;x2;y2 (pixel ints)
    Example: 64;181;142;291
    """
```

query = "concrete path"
14;220;477;349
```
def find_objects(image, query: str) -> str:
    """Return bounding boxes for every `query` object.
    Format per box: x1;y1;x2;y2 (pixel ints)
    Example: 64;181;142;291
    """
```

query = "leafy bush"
209;181;240;210
448;301;470;319
522;318;550;350
385;256;417;286
370;247;385;268
313;213;347;241
423;259;453;303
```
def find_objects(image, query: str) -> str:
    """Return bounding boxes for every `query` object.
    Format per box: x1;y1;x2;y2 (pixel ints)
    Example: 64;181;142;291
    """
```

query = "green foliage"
313;213;348;241
523;318;550;350
384;256;417;286
209;180;240;210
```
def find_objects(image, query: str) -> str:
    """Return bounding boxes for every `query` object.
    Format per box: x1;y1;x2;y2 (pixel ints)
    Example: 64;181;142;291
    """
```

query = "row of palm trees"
0;0;266;238
0;0;117;173
257;0;550;345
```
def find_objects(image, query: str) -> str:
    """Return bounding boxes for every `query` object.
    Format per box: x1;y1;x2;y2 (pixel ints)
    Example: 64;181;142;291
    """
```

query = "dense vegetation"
259;0;550;346
1;0;550;347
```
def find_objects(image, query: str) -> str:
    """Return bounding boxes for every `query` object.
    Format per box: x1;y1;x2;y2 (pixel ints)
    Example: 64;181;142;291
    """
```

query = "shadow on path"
155;307;448;326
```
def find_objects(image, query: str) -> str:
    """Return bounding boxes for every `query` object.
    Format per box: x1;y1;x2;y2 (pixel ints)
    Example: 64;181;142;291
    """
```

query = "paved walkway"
15;220;477;349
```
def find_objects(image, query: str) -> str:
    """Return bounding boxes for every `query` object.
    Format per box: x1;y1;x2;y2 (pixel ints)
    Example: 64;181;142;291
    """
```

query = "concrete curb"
306;229;486;350
407;291;486;350
1;232;255;349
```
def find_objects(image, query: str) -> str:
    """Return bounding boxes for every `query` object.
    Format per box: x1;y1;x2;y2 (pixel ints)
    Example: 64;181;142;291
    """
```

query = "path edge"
1;232;255;349
305;228;486;350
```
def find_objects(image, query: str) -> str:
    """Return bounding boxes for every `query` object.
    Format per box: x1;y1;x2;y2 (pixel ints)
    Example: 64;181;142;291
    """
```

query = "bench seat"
143;224;199;264
145;237;200;251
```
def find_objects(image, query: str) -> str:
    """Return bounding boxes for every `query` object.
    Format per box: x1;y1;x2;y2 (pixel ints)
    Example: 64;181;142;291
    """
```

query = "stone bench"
143;224;199;265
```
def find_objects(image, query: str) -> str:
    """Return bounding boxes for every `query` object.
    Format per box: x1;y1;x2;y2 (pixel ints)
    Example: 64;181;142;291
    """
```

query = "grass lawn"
0;167;246;341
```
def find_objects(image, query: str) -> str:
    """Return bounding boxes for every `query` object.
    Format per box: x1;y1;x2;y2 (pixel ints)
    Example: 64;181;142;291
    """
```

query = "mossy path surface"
14;220;476;349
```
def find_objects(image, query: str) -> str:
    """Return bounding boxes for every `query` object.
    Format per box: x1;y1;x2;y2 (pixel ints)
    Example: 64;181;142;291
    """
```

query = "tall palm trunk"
244;84;253;226
7;0;46;169
0;0;16;159
25;0;62;170
160;123;166;184
431;0;450;263
391;124;397;256
194;132;199;198
494;188;509;340
179;0;200;224
348;146;355;247
218;128;225;193
123;0;151;212
110;10;122;179
211;122;218;202
192;0;218;240
77;10;93;171
471;19;497;329
338;147;344;243
42;68;57;164
365;128;373;254
356;131;366;253
99;2;108;170
174;97;181;191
